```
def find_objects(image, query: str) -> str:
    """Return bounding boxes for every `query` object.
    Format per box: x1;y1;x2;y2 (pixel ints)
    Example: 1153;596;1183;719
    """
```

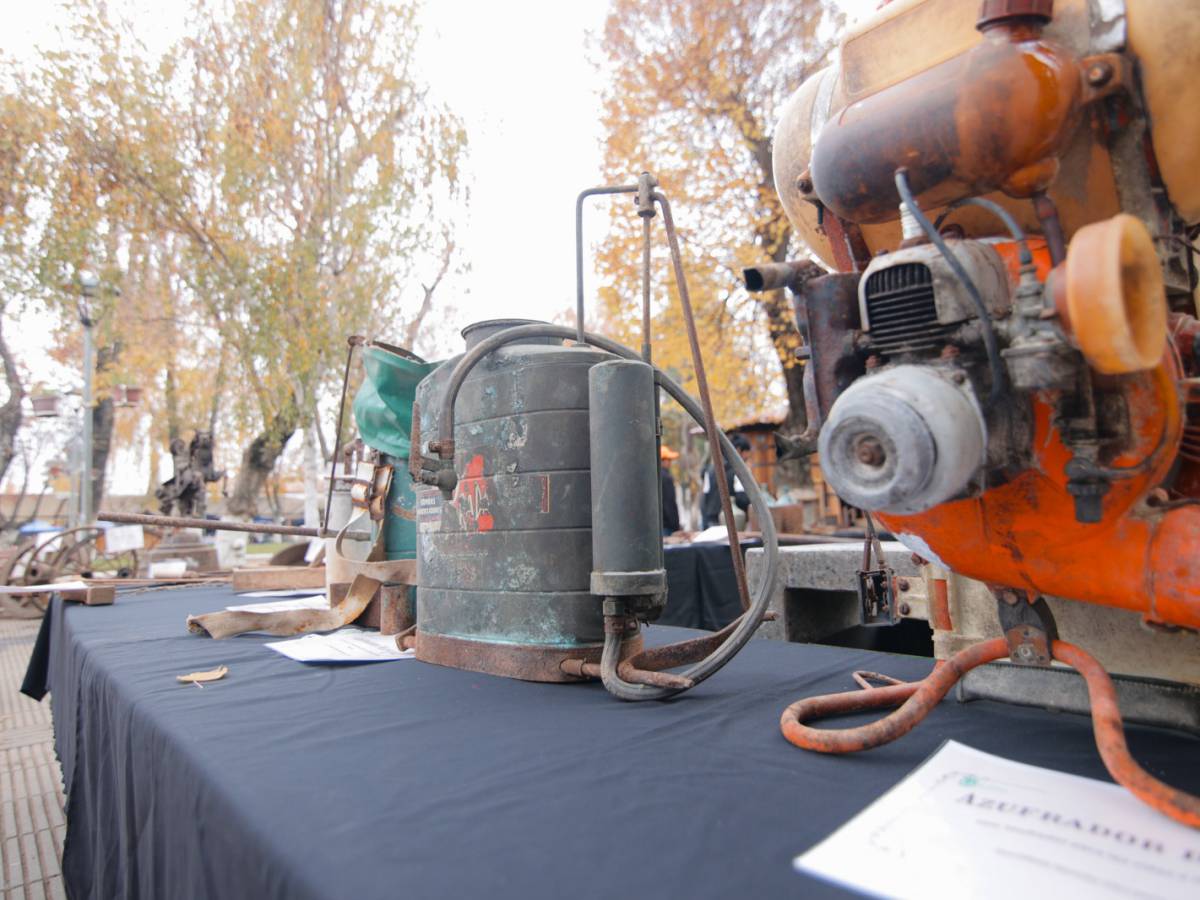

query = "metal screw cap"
976;0;1053;30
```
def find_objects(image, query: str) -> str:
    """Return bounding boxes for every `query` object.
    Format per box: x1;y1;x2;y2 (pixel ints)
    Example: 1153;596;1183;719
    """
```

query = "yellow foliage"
1;0;467;494
593;0;843;429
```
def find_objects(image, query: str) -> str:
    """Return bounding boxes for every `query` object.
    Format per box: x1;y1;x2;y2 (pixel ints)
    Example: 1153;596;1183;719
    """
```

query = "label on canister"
417;491;442;533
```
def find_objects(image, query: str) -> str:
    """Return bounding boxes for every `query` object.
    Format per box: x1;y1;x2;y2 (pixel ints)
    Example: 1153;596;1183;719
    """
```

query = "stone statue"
155;431;225;517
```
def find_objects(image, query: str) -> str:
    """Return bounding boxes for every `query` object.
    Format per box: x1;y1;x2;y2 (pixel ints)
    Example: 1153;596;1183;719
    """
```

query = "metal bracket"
349;462;394;522
995;587;1058;666
857;512;897;627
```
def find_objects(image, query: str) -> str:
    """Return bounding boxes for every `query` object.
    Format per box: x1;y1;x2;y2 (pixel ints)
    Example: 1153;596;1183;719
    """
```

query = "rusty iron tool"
98;511;371;542
652;189;751;614
322;335;365;536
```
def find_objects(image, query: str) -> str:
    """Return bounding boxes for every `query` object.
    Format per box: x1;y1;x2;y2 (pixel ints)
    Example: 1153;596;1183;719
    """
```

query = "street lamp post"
78;270;99;527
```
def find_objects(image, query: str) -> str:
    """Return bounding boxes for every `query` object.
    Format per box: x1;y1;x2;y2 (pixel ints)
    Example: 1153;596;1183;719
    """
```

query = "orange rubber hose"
1052;640;1200;829
780;638;1009;752
779;636;1200;829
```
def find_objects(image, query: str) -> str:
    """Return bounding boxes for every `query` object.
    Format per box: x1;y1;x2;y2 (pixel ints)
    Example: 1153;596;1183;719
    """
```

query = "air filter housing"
858;241;1011;359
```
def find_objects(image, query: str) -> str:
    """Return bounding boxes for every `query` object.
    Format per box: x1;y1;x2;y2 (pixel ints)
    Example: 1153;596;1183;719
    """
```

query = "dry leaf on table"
176;665;229;685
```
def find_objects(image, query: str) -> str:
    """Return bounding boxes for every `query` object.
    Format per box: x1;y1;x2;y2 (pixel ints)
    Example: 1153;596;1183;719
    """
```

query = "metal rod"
81;320;94;526
98;510;371;541
324;336;364;535
653;191;752;613
1033;191;1067;267
641;215;653;363
636;172;657;364
575;184;638;344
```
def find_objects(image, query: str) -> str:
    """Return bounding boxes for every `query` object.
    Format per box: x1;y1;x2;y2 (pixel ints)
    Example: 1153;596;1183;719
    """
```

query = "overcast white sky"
0;0;876;494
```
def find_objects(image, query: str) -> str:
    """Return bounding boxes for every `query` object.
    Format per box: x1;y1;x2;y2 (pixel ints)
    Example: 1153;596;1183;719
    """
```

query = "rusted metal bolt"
910;553;928;566
1087;62;1113;86
897;578;910;592
899;602;911;616
1016;644;1036;661
854;436;886;467
795;174;814;194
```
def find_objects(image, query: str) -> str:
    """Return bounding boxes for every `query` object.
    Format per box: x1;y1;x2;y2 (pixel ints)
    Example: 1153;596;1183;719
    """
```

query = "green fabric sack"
352;345;437;458
351;344;437;560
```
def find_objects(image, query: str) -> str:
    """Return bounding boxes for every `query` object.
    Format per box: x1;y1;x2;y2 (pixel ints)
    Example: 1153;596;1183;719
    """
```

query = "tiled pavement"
0;617;66;900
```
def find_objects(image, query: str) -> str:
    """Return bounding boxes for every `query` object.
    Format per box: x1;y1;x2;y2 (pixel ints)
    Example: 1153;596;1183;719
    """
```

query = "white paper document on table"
226;595;328;614
794;740;1200;900
265;627;414;663
0;580;89;595
236;588;329;599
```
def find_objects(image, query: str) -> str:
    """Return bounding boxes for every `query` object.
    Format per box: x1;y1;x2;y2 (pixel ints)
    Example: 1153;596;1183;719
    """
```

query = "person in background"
700;433;751;528
660;445;681;536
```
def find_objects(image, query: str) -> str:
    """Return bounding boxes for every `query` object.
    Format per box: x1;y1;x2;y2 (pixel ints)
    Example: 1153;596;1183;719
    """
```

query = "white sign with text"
795;740;1200;899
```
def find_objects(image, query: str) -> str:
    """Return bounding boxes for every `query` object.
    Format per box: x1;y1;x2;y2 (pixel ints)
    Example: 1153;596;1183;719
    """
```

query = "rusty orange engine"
758;0;1200;632
754;0;1200;827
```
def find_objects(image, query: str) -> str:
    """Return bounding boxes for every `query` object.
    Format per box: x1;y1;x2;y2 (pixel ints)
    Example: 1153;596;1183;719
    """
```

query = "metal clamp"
856;512;897;626
995;587;1058;666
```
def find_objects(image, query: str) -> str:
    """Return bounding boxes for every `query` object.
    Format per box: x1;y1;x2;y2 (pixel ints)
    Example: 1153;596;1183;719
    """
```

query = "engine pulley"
818;365;987;515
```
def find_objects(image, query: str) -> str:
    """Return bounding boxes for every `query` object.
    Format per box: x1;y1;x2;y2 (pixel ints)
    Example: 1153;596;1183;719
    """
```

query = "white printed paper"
148;559;188;578
226;595;329;614
237;588;329;598
795;740;1200;900
0;580;89;595
265;627;414;663
103;525;145;552
690;525;733;543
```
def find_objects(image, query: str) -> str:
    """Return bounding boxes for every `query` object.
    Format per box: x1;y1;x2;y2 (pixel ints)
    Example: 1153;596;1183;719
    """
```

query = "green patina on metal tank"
412;319;639;680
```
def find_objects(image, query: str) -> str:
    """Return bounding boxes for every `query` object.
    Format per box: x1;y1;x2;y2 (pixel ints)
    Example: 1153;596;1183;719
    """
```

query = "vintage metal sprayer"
402;174;781;698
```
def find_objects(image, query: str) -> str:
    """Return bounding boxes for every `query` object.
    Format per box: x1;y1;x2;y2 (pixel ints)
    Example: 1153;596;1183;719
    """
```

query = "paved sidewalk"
0;617;66;900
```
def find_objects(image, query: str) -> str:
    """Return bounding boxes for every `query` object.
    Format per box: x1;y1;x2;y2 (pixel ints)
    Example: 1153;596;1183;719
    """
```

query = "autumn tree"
3;0;466;517
0;92;37;487
595;0;842;434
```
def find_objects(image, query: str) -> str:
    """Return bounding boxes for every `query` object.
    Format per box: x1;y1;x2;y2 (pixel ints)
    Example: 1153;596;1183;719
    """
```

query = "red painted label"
452;453;494;532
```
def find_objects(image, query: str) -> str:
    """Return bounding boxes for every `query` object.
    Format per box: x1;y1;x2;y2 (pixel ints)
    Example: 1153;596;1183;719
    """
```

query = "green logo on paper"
960;774;979;787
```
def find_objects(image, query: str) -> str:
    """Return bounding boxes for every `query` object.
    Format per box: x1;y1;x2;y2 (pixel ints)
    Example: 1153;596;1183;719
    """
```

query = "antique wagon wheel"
1;531;70;615
49;527;140;581
1;527;138;617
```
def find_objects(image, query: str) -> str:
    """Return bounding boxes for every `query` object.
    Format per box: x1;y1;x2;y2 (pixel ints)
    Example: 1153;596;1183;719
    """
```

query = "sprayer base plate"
414;630;644;683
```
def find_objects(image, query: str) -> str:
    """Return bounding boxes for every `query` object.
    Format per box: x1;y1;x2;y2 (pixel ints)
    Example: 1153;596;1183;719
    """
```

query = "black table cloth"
22;586;1200;900
660;540;754;630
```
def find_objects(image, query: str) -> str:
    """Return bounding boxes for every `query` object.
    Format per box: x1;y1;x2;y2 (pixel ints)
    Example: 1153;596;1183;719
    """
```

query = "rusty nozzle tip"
742;260;821;294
